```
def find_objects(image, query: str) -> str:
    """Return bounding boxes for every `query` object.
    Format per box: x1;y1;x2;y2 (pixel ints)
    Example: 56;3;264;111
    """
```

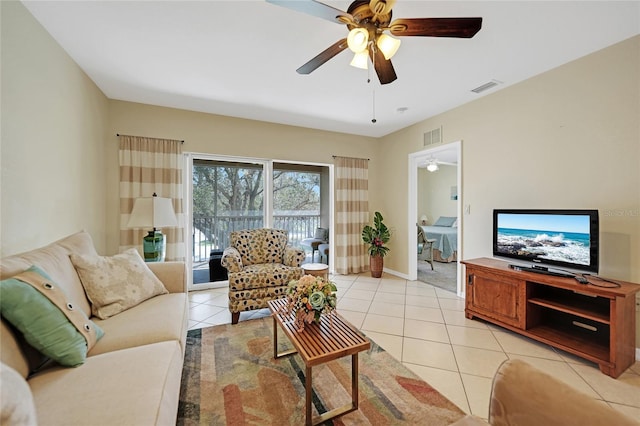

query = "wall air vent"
424;126;443;146
471;79;503;94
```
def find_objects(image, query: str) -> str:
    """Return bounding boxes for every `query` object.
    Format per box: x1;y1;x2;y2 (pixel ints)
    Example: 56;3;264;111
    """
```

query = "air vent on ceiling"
471;79;503;94
424;127;443;146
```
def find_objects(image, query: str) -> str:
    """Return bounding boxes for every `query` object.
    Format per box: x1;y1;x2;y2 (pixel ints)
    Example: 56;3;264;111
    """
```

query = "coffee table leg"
310;354;359;425
352;353;358;409
272;315;297;359
272;316;277;359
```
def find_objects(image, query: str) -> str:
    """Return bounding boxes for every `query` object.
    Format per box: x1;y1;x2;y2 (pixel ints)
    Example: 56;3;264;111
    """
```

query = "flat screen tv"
493;209;599;273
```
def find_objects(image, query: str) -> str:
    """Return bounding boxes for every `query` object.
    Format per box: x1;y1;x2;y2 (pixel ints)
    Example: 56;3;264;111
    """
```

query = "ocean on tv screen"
497;227;590;266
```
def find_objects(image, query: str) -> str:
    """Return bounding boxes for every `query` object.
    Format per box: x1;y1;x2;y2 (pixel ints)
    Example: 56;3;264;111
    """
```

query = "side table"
302;263;329;280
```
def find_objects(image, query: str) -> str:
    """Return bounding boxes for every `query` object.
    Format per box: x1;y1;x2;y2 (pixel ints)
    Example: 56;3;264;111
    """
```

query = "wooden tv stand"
462;257;640;378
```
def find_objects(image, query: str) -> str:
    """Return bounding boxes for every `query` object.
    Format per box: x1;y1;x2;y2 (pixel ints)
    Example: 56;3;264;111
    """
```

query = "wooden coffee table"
268;298;370;426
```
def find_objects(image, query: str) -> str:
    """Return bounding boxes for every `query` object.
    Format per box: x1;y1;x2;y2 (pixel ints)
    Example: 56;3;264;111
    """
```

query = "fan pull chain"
370;46;376;123
371;90;377;123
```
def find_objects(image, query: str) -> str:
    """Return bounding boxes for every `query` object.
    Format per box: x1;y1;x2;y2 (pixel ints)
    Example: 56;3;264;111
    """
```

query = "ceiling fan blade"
297;38;348;75
369;48;397;85
266;0;352;24
390;17;482;38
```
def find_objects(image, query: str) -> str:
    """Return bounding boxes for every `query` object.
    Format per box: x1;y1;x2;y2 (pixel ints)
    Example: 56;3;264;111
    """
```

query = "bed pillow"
433;216;457;227
0;266;104;367
70;248;168;319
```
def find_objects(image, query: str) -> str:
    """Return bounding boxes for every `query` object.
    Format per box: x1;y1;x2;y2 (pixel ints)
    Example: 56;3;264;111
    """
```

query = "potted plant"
362;211;391;278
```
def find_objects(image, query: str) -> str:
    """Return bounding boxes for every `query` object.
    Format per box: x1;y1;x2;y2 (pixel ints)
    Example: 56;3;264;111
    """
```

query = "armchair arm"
221;247;243;273
489;359;638;426
284;246;306;267
147;261;186;293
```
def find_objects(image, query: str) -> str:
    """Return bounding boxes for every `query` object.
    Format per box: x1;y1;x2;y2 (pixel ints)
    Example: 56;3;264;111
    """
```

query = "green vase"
143;230;165;262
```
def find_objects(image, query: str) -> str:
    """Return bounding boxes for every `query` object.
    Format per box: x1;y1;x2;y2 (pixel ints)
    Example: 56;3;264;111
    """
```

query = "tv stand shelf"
462;257;640;378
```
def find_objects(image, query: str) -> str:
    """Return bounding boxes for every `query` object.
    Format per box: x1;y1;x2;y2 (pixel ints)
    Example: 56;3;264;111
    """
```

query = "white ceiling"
22;1;640;138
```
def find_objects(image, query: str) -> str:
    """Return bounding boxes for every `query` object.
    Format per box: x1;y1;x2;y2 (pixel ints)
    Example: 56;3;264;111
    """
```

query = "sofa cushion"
90;293;188;356
70;248;168;319
0;230;97;316
0;362;37;426
228;263;303;291
29;341;183;426
0;266;104;368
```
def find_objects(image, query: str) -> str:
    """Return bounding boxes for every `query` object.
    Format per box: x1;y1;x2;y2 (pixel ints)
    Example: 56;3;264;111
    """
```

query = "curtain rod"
116;133;184;144
332;155;370;161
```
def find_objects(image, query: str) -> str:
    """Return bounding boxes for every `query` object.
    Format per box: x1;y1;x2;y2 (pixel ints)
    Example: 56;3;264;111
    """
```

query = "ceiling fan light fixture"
426;159;439;172
369;0;396;15
376;33;401;60
350;50;369;69
347;27;369;53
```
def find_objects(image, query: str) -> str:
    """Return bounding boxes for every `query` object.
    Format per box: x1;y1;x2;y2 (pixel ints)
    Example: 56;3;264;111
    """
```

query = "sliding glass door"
186;155;332;290
192;159;266;261
189;156;269;290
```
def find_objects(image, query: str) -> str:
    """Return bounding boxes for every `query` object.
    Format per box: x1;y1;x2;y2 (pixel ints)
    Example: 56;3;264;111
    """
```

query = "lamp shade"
350;50;369;69
127;195;178;229
420;215;428;224
377;34;401;60
347;28;369;53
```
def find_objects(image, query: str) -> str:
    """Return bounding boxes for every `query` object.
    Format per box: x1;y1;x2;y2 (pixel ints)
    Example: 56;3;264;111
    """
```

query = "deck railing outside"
192;214;321;262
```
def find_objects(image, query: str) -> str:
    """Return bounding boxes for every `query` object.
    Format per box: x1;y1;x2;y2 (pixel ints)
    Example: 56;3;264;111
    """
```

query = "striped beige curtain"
334;156;369;274
119;135;185;261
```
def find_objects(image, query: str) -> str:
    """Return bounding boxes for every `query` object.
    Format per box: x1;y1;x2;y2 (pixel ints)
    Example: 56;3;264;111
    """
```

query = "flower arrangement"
280;274;337;330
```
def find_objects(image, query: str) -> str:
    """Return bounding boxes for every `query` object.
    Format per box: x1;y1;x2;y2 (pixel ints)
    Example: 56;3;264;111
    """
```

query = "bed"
420;216;458;263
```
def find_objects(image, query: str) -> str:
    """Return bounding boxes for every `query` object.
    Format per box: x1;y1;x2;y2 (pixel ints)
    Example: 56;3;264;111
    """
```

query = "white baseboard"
382;267;407;279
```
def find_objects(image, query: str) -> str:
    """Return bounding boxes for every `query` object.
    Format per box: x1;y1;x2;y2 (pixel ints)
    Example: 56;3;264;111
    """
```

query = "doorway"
408;141;463;296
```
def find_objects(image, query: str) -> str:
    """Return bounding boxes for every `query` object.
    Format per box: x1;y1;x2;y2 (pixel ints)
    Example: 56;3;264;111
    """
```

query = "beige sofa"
452;359;639;426
0;231;188;425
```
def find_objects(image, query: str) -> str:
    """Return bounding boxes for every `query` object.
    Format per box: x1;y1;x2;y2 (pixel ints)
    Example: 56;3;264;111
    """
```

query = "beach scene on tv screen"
497;214;590;266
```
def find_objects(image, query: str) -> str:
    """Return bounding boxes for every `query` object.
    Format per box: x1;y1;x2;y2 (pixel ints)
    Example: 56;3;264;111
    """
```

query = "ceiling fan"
266;0;482;85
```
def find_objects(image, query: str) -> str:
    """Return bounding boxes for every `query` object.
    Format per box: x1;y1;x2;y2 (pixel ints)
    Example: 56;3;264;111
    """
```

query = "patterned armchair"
221;228;305;324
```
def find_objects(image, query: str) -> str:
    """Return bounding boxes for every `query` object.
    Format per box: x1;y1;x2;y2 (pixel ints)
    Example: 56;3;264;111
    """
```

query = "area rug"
177;317;465;425
417;259;457;293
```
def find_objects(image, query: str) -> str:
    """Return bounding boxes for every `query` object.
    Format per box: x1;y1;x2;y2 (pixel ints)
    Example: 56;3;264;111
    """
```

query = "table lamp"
127;193;178;262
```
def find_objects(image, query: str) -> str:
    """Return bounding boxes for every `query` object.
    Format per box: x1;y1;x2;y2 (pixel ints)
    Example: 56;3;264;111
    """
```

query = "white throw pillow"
70;248;168;319
1;362;37;426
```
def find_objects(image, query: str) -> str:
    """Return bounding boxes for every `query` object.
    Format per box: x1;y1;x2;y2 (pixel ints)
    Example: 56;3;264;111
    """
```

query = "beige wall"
380;35;639;285
0;1;109;257
105;101;379;254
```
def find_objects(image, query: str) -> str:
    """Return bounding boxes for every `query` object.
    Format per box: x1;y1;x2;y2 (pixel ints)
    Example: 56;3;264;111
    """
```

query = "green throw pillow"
0;265;104;367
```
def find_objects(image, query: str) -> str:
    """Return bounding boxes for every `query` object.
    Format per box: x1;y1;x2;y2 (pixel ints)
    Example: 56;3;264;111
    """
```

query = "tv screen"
493;209;599;273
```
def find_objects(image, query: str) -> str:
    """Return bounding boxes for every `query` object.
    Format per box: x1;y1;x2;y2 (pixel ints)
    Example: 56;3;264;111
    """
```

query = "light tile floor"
188;272;640;421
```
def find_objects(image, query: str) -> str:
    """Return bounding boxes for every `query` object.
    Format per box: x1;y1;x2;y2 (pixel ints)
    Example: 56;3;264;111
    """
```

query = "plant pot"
370;255;383;278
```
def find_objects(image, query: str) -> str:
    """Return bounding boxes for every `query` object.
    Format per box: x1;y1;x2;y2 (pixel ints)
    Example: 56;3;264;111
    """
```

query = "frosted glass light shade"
350;51;369;69
347;28;369;53
127;196;178;229
377;34;401;59
426;161;439;172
